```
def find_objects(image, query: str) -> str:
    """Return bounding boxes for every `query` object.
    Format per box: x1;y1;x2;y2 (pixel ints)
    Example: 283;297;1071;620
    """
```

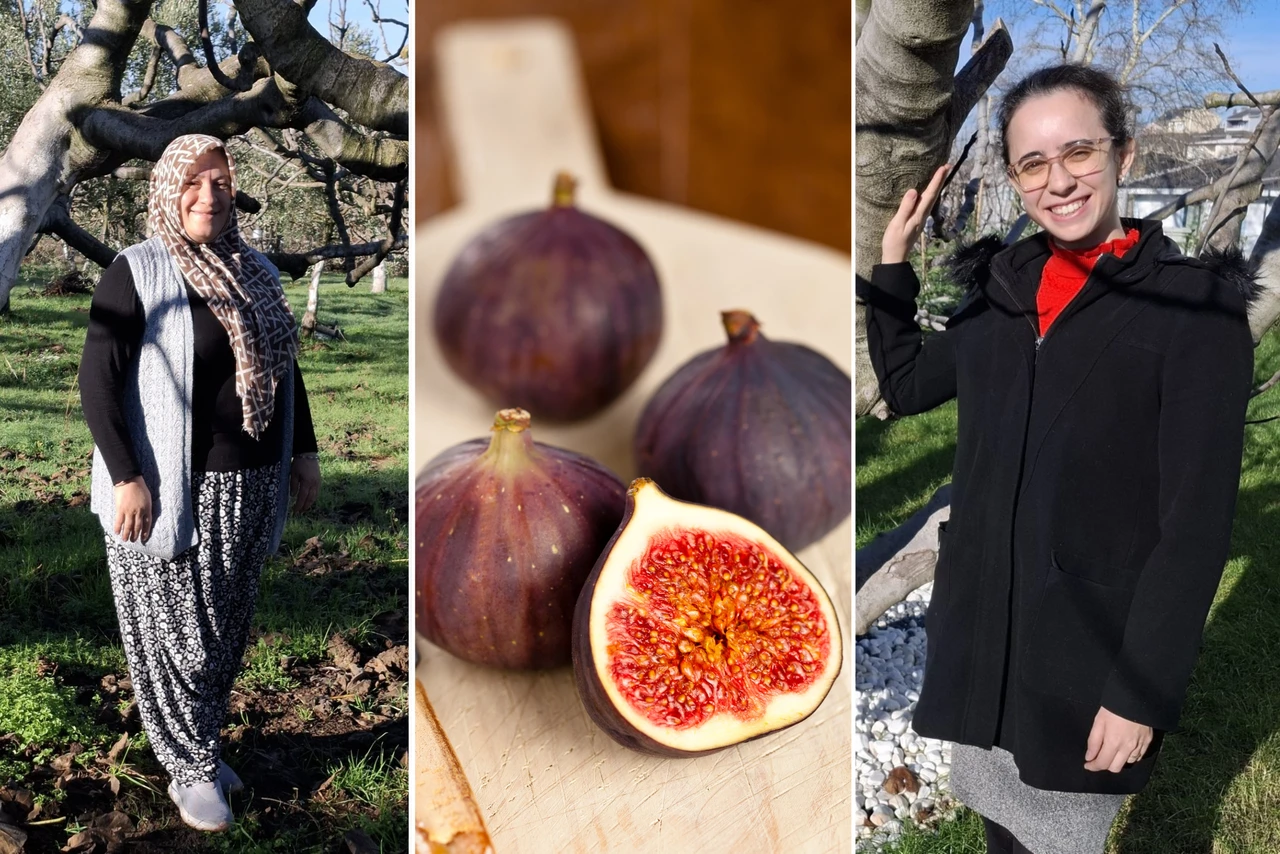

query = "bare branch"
265;235;407;279
1146;183;1217;222
110;166;152;180
320;160;352;274
1197;106;1280;255
345;178;405;283
55;13;80;42
1206;90;1280;109
124;43;162;106
1069;0;1105;65
1251;367;1280;398
1213;43;1261;110
19;1;44;87
198;0;249;93
362;0;409;63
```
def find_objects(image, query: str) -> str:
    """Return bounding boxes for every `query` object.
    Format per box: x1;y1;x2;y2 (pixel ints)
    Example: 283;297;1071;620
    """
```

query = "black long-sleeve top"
81;256;318;484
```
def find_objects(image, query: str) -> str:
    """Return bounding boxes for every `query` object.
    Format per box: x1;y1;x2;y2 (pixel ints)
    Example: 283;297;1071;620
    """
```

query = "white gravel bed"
855;581;957;848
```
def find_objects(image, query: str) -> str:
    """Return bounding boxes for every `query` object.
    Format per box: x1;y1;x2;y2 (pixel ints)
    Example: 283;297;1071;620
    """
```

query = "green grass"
0;266;408;852
859;331;1280;854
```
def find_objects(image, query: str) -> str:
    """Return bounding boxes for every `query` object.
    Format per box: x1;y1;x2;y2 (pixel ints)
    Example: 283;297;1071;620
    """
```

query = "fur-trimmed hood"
942;220;1259;306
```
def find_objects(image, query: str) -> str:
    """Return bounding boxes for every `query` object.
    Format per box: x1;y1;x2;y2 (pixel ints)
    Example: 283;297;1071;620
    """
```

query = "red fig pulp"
572;479;842;756
634;310;851;552
416;409;626;669
433;173;664;422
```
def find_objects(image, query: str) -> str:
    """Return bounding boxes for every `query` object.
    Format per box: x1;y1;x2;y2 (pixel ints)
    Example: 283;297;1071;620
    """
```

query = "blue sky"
1221;4;1280;91
305;0;408;67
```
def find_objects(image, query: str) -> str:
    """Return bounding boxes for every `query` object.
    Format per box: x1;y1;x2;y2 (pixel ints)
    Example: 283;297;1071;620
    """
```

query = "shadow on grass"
1115;434;1280;853
17;718;408;854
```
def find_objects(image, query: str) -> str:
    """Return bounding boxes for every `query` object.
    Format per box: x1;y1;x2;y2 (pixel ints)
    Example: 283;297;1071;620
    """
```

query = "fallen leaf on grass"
0;824;27;854
59;831;95;853
106;735;128;765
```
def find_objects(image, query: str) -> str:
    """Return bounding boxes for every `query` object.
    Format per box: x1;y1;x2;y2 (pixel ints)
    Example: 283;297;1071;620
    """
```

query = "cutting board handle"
435;18;610;209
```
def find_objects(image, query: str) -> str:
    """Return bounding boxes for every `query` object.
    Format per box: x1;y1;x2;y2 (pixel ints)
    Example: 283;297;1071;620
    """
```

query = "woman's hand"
881;165;949;265
113;477;153;543
1085;706;1153;772
290;456;321;514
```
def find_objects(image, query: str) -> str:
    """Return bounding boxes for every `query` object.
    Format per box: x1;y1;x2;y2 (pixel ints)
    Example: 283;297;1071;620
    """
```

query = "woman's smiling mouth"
1048;197;1087;218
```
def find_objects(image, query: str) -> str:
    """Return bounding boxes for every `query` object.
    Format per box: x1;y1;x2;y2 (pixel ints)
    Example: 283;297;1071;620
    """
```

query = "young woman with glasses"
860;65;1255;853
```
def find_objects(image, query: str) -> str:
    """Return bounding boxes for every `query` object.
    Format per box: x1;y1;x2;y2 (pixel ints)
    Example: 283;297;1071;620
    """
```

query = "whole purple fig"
416;408;626;669
432;173;663;422
634;311;851;553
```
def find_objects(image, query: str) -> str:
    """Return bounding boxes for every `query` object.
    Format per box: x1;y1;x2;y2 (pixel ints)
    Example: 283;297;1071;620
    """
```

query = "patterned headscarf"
148;134;298;439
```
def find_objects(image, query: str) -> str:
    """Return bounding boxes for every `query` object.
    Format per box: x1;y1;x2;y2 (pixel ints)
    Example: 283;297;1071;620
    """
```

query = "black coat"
859;219;1254;794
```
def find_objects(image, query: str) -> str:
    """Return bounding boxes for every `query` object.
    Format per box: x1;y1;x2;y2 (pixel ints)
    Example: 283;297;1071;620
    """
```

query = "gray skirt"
950;743;1126;854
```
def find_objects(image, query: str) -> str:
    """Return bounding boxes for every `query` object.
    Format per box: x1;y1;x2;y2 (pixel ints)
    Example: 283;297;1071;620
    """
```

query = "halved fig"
572;478;842;756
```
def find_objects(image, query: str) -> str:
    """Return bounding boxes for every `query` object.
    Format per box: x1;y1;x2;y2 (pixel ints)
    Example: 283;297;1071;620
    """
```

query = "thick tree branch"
265;235;407;279
142;20;201;90
198;0;248;92
947;20;1013;141
234;0;408;135
39;199;117;268
1069;1;1105;65
1197;106;1280;255
79;77;299;162
297;98;407;180
1206;90;1280;109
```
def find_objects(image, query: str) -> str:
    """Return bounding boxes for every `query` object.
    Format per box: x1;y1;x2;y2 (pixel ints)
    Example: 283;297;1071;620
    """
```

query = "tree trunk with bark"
853;0;1011;419
302;259;323;337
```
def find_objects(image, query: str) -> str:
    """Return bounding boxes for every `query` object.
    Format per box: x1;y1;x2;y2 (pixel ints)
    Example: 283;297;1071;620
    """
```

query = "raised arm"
858;165;962;414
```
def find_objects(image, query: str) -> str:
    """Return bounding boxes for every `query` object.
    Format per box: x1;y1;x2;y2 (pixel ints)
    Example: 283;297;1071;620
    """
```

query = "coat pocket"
1021;550;1137;704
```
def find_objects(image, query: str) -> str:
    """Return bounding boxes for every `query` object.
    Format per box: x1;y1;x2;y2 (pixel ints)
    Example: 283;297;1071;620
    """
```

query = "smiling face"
1005;88;1136;249
178;149;233;244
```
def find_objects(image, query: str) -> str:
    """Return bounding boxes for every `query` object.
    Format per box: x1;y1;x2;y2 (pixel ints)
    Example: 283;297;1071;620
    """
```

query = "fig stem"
491;408;532;433
485;408;535;469
721;310;761;345
552;172;578;207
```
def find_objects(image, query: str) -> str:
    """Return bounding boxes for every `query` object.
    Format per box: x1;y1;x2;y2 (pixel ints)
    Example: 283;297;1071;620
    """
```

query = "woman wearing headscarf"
79;134;321;832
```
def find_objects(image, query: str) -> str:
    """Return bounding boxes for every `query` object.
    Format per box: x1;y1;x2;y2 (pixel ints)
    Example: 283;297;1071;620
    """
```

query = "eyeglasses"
1006;138;1116;192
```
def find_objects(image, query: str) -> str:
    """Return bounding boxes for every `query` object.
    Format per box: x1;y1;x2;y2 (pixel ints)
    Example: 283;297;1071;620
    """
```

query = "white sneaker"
168;779;233;832
217;760;244;795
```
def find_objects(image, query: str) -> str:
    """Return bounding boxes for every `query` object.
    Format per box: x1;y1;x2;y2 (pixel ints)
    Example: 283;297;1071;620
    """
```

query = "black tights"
983;817;1034;854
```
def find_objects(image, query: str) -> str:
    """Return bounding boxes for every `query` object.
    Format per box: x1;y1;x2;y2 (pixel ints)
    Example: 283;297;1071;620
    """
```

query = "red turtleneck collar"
1038;227;1140;336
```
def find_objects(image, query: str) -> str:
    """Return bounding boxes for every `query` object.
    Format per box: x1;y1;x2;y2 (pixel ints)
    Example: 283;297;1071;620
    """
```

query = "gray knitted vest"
90;236;294;561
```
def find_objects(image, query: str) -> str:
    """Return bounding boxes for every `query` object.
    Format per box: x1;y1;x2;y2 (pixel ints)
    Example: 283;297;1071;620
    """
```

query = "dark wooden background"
415;0;852;253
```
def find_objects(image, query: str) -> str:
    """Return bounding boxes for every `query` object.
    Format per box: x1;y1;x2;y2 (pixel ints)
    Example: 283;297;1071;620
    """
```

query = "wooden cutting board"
415;19;851;853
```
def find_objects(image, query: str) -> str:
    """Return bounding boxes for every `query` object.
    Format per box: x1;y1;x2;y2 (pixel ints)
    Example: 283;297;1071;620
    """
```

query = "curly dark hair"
997;64;1132;164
